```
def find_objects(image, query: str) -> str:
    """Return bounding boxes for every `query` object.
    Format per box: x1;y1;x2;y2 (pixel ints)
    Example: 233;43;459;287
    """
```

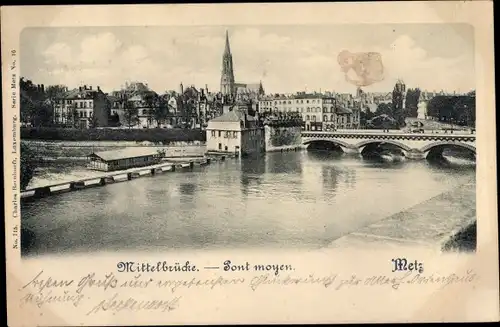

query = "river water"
21;151;475;256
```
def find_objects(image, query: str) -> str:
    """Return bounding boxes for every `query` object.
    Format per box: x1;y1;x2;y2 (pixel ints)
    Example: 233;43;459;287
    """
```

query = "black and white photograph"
3;3;497;326
19;24;477;255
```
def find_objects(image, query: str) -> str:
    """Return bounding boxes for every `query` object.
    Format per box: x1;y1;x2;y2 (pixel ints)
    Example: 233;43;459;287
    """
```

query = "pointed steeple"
220;29;235;97
224;30;231;55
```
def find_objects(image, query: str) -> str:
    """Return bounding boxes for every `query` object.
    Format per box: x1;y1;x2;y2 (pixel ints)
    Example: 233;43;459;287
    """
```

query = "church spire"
224;30;231;55
220;29;235;97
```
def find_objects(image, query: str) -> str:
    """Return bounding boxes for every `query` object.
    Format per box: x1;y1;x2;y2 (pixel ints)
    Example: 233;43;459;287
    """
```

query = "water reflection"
21;151;476;256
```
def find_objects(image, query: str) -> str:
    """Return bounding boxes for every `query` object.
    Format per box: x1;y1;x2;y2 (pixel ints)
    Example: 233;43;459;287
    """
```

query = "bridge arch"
420;141;476;154
303;138;353;150
355;139;413;152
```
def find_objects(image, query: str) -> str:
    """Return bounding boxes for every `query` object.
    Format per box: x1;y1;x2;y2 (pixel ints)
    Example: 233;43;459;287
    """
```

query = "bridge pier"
343;147;361;156
406;150;426;160
33;186;51;199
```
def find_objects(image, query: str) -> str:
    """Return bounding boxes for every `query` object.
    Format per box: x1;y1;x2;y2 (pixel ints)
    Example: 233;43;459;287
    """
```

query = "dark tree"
360;106;375;127
143;91;158;128
20;142;37;190
153;96;168;127
404;88;421;118
88;114;99;128
427;94;475;127
375;103;393;116
123;99;139;129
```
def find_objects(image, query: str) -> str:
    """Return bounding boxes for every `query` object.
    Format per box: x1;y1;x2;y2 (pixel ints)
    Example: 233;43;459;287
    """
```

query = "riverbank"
328;181;476;251
22;139;207;161
21;127;206;142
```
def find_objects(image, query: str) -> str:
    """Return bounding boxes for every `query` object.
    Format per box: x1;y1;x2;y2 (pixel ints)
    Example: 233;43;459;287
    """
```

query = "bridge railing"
302;130;476;138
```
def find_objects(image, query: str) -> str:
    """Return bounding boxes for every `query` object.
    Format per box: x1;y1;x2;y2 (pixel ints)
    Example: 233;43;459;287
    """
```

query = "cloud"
43;42;72;65
78;32;123;65
35;28;474;94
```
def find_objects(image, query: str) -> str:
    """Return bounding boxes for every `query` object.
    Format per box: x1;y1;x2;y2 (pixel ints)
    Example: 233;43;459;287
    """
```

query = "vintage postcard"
2;2;498;326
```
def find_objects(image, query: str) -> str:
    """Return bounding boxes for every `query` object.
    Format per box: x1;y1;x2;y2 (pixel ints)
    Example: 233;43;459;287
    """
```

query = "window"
306;115;310;121
218;143;222;150
233;131;237;138
218;131;221;137
79;111;83;118
330;114;334;122
323;115;328;122
211;131;216;137
84;111;88;118
90;111;93;117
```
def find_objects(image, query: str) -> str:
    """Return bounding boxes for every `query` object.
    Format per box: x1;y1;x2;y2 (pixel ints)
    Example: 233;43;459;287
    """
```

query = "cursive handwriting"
157;276;246;293
250;274;337;291
17;269;478;315
76;272;118;294
21;270;74;293
20;290;84;308
86;293;181;315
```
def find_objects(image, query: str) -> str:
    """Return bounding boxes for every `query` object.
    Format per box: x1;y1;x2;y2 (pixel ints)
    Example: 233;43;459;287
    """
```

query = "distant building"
53;85;109;129
206;109;265;156
417;100;428;119
127;92;157;128
392;79;406;111
258;93;360;131
220;30;265;102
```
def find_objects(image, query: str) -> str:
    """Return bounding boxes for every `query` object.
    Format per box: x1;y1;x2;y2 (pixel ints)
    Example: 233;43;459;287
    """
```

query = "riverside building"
206;109;265;156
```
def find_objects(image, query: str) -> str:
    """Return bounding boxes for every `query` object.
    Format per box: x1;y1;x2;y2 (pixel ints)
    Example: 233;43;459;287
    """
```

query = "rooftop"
89;148;161;161
209;110;244;123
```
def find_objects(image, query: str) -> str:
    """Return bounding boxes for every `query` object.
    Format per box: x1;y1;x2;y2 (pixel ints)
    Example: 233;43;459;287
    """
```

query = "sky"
20;24;475;95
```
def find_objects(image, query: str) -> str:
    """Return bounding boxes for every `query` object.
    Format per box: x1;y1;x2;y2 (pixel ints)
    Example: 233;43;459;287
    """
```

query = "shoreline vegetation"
21;127;206;143
20;142;37;190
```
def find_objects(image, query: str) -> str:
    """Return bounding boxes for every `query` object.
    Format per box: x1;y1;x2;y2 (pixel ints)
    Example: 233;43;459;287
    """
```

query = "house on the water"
87;148;163;171
206;108;265;156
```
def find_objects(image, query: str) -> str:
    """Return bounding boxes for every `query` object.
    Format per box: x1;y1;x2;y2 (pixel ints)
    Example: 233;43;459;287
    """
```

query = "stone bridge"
301;130;476;159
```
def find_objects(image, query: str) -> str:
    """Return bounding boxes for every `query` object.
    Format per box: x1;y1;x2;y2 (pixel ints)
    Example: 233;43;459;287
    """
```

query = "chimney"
89;86;92;90
84;85;87;90
97;86;101;92
79;86;82;92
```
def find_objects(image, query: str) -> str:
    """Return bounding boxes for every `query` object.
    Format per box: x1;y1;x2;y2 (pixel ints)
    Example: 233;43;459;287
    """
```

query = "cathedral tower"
220;30;235;97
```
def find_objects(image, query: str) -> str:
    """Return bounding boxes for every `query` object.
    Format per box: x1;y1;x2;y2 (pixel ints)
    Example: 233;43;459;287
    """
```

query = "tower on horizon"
220;30;235;97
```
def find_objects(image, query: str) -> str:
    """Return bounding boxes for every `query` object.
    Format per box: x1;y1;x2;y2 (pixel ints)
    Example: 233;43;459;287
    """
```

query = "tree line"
21;78;101;128
426;92;476;127
360;88;475;129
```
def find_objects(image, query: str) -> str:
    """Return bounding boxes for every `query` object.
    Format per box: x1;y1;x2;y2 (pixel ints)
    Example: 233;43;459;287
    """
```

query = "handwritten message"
17;260;478;317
